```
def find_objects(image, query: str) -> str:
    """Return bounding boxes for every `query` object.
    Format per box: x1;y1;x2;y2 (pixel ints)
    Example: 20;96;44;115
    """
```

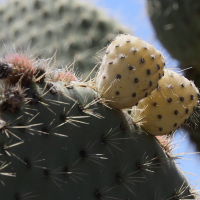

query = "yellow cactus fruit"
96;34;166;109
132;70;199;136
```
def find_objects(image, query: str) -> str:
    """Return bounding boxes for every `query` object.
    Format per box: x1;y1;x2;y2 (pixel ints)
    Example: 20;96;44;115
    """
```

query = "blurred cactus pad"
0;0;130;78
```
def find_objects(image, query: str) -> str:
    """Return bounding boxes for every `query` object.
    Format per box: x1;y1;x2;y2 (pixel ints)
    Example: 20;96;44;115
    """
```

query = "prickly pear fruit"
147;0;200;69
132;70;199;135
96;34;166;109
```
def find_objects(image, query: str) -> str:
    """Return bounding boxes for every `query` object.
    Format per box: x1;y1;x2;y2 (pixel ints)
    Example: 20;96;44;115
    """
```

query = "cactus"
0;39;197;199
0;0;131;78
96;34;166;109
146;0;200;152
132;70;199;136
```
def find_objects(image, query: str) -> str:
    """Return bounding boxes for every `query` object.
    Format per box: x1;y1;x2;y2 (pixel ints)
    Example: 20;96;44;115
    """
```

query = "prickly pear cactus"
0;0;131;78
0;45;196;199
147;0;200;68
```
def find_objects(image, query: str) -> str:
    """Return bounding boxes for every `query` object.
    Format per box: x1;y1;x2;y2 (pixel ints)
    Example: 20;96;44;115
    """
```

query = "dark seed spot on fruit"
132;93;136;97
174;110;178;115
129;65;134;70
134;78;139;83
151;55;155;59
145;92;148;97
116;91;120;95
186;108;189;114
115;44;119;47
109;61;113;64
140;58;145;63
159;73;161;79
132;48;137;53
157;64;160;70
153;102;157;106
149;81;152;87
181;83;185;87
116;74;121;79
168;98;172;103
159;127;163;131
191;95;194;100
174;123;177;127
180;97;184;102
106;50;110;54
158;115;162;119
147;69;151;75
121;55;125;58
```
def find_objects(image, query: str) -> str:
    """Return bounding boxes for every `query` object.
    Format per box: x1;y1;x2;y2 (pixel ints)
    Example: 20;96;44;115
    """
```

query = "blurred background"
0;0;199;190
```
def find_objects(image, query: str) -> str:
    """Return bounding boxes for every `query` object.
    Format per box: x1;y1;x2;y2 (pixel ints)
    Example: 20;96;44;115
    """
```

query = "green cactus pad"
0;79;195;199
